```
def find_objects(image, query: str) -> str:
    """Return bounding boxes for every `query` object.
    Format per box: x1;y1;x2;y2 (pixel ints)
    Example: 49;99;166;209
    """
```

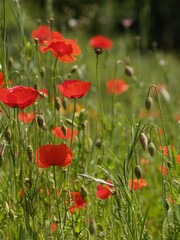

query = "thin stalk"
2;0;8;88
70;99;76;150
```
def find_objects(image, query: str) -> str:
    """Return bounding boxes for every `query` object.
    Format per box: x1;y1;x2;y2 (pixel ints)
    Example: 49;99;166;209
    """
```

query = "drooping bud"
55;97;61;111
95;48;103;55
61;124;67;136
135;165;142;179
145;96;152;110
140;133;148;151
88;219;96;235
62;97;67;110
80;185;88;200
148;142;156;156
27;145;33;162
5;129;12;143
0;141;5;167
95;138;102;149
37;115;46;130
70;65;78;74
125;65;134;77
34;82;39;91
34;38;39;49
164;198;169;211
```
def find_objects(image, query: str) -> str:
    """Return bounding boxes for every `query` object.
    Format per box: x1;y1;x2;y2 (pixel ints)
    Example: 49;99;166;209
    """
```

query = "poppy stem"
70;98;76;150
53;53;59;131
53;166;64;239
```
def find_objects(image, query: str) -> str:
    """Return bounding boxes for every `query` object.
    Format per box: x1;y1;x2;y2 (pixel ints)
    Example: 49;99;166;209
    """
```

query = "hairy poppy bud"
34;38;39;48
55;97;61;111
89;219;96;235
34;82;39;91
37;115;46;130
164;199;169;211
97;155;103;165
67;73;71;78
145;96;152;110
0;141;5;166
5;129;12;143
61;124;67;136
27;145;33;162
125;65;134;77
70;65;78;74
140;133;148;151
62;97;67;110
95;138;102;149
148;142;156;156
80;185;88;200
95;48;103;55
135;165;142;179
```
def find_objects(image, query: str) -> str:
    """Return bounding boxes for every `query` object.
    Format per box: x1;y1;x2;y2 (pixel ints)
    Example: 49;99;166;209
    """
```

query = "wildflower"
57;80;91;99
51;127;77;140
160;166;167;175
31;25;51;44
18;111;34;124
122;18;133;28
89;35;113;50
177;155;180;164
70;192;86;213
141;158;150;165
0;86;39;110
0;72;13;88
51;222;57;231
40;32;81;63
35;144;73;168
39;88;48;98
129;179;147;191
106;79;129;95
19;188;23;199
160;145;174;156
96;181;113;200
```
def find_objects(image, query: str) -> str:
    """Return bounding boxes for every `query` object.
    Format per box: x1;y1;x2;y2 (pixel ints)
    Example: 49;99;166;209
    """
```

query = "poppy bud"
37;19;41;25
80;122;86;130
80;185;88;199
167;161;171;169
145;96;152;110
27;145;33;162
37;115;46;129
70;65;78;74
24;177;31;189
95;48;103;55
67;73;71;78
125;65;134;77
26;42;32;60
0;141;5;166
62;96;67;110
148;142;156;156
55;97;61;111
34;82;39;91
34;38;39;48
88;219;96;235
95;138;102;149
97;155;103;165
135;165;142;179
61;124;67;136
5;129;12;143
164;199;169;211
140;133;148;151
9;209;16;221
65;118;77;127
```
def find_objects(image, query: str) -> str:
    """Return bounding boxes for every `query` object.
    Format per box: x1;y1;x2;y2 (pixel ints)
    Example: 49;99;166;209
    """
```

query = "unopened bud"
145;96;152;110
88;219;96;235
80;185;88;199
24;177;31;189
61;124;67;136
67;73;71;78
95;48;103;55
135;165;142;179
37;115;46;129
70;65;78;74
140;133;148;150
34;38;39;48
164;199;169;211
55;97;61;111
34;82;39;91
62;97;67;110
167;161;171;169
27;145;33;162
5;129;12;143
148;142;156;156
9;209;16;221
0;141;5;166
80;122;86;130
95;138;102;149
125;65;134;77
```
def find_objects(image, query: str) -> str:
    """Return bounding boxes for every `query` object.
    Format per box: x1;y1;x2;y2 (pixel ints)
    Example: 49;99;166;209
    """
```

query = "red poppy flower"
18;111;34;124
51;127;77;140
35;143;73;168
160;166;167;175
57;80;91;99
89;35;113;50
106;79;129;95
51;223;57;231
177;155;180;164
39;88;48;98
40;31;81;63
31;25;52;44
0;86;39;110
160;145;174;156
129;179;147;191
70;192;86;213
0;72;13;88
96;181;113;200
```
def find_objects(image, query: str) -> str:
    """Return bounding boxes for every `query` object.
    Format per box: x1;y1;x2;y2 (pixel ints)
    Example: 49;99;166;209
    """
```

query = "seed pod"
88;219;96;235
80;185;88;200
95;138;102;149
27;145;33;162
135;165;142;179
125;65;134;77
55;97;61;111
5;129;12;143
140;133;148;151
95;48;103;55
145;96;152;110
164;198;169;211
61;124;67;136
148;142;156;156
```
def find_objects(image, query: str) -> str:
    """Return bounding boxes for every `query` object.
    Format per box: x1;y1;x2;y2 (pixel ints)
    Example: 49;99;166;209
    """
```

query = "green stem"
53;166;64;239
2;0;8;88
70;99;76;150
